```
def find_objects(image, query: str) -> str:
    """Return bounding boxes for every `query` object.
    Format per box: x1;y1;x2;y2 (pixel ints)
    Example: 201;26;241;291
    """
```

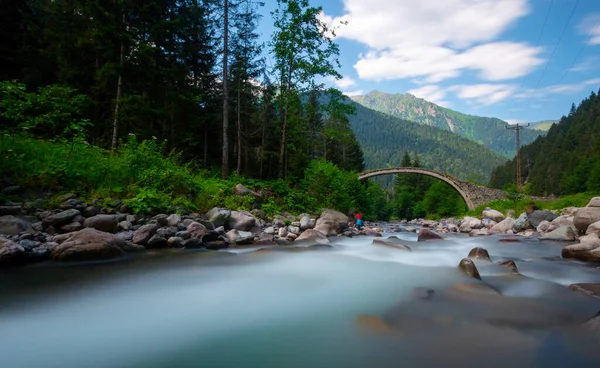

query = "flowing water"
1;227;600;367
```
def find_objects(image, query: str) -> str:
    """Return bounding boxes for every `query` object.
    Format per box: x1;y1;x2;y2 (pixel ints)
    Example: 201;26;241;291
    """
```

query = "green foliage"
468;192;599;217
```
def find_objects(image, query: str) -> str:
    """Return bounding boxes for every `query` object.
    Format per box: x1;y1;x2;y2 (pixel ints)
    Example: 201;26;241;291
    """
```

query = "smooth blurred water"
1;229;600;368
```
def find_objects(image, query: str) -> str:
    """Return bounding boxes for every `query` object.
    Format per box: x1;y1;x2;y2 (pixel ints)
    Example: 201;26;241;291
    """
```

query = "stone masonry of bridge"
358;167;551;211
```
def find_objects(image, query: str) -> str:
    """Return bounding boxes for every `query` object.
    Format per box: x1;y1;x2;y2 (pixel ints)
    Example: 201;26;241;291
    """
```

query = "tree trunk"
111;12;126;152
259;122;265;179
278;112;287;178
221;0;230;178
236;81;242;175
204;124;208;167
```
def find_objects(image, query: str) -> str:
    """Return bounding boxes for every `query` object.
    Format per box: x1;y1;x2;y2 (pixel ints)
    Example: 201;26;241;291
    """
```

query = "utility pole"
506;123;530;189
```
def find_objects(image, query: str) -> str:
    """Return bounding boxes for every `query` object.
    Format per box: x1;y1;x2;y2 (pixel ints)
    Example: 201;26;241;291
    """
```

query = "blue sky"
257;0;600;123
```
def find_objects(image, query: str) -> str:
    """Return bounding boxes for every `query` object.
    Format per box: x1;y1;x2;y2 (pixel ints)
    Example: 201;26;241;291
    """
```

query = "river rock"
150;214;169;227
0;215;33;236
320;209;349;229
299;215;314;231
42;209;81;228
574;207;600;232
417;228;442;241
527;210;558;228
459;216;478;232
234;183;261;198
206;207;231;227
540;226;576;241
83;215;118;233
372;238;411;251
562;233;600;262
60;199;83;210
226;229;254;244
586;197;600;207
458;258;481;280
288;225;301;235
82;206;100;218
489;218;515;233
0;237;26;266
60;222;83;233
512;212;531;232
166;214;181;227
182;237;203;249
254;233;276;246
157;226;178;239
422;220;436;228
133;224;159;244
487;209;505;222
167;237;184;248
146;234;168;248
536;220;552;233
278;227;288;238
405;227;417;233
264;226;275;235
496;259;519;273
118;220;132;231
0;205;22;216
50;228;125;262
227;211;256;231
586;220;600;235
447;224;459;232
295;229;330;245
469;228;488;237
468;247;491;262
568;283;600;299
314;218;339;237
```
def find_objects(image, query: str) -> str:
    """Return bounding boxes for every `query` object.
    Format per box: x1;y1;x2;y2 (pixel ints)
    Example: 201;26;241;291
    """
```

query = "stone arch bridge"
358;167;511;211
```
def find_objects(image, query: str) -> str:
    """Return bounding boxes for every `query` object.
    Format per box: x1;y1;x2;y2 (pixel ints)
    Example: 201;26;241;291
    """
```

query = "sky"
257;0;600;124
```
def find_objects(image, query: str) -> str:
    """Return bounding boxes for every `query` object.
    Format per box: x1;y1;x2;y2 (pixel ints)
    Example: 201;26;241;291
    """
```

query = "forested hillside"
489;89;600;196
347;101;508;184
352;90;544;158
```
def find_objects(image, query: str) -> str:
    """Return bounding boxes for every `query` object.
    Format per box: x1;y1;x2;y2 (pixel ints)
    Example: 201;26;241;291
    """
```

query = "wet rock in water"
405;227;417;233
42;209;81;228
467;247;491;262
167;236;184;248
495;259;519;273
447;282;500;298
0;205;22;216
355;314;392;334
458;258;481;280
586;220;600;236
527;210;558;228
0;215;34;235
413;287;435;300
50;228;125;262
226;229;254;244
540;226;576;241
319;209;349;229
253;233;276;246
206;207;231;228
60;222;83;233
575;207;600;233
568;283;600;299
0;237;26;267
204;240;228;250
372;238;411;251
83;215;118;233
489;218;515;233
498;237;522;243
364;230;382;237
469;228;488;237
146;234;168;249
133;224;159;245
582;312;600;331
314;218;339;237
227;211;256;231
417;228;442;241
295;229;330;245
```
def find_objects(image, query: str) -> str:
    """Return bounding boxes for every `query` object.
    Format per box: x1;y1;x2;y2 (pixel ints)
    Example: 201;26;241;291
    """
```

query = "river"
1;226;600;367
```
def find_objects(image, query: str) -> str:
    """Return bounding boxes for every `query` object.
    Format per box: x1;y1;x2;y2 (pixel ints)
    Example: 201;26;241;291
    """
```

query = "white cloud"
333;76;356;89
325;0;542;83
407;85;448;105
504;119;521;125
515;78;600;99
578;13;600;45
342;90;365;97
448;84;516;105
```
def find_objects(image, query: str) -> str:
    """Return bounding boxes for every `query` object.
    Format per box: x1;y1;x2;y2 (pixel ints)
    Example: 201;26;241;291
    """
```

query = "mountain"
489;89;600;195
527;120;557;131
351;90;544;158
347;101;508;185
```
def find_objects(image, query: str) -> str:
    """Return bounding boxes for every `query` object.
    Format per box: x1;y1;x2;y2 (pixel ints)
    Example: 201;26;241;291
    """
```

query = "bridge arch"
358;167;476;211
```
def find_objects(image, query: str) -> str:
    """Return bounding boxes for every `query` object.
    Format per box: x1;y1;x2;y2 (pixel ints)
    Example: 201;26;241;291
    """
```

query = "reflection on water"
1;230;600;367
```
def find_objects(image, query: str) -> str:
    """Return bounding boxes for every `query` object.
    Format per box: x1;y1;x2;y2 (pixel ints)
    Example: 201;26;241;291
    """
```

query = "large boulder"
458;258;481;280
489;218;515;234
187;221;208;238
586;197;600;208
551;216;575;232
166;214;181;227
320;209;349;229
226;229;254;244
0;237;26;266
468;218;483;230
562;233;600;262
513;212;531;232
50;228;125;262
536;220;552;233
133;224;159;244
295;229;330;245
586;220;600;236
569;283;600;299
314;218;339;237
527;210;558;228
83;215;118;233
0;215;33;236
226;211;256;231
372;238;411;251
417;228;442;241
299;215;315;231
540;226;576;241
206;208;231;228
486;209;505;222
42;209;81;228
574;207;600;233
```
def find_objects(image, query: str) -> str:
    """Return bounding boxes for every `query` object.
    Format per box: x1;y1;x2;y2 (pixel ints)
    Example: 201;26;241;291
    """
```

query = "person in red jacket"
355;212;364;229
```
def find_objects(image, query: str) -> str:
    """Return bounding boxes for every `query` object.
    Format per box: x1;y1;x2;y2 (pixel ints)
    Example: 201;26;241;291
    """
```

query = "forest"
489;89;600;196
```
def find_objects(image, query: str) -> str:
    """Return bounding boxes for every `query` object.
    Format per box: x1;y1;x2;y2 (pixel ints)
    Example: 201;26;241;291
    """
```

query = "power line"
517;0;554;90
532;0;580;92
506;123;530;189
